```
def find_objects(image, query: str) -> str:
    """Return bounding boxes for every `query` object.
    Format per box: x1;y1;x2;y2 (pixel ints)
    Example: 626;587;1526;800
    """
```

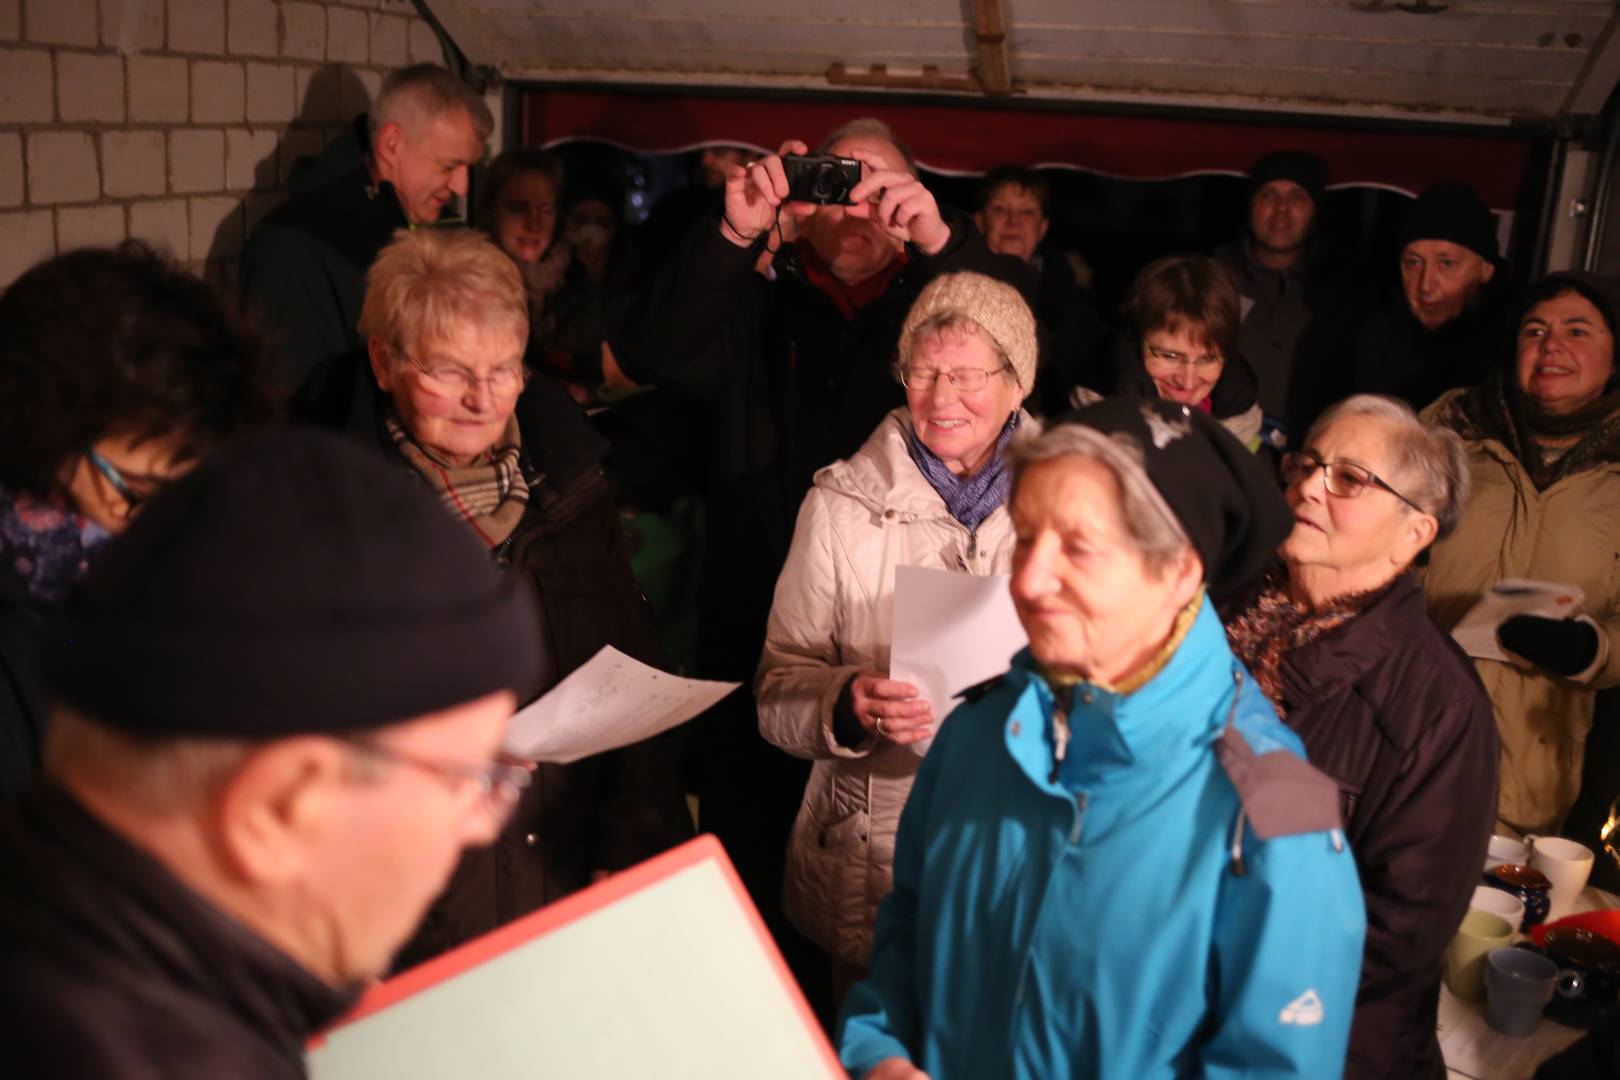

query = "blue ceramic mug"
1481;863;1553;931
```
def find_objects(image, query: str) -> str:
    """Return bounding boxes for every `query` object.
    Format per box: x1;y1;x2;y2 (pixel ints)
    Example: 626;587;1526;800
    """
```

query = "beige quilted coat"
1423;388;1620;835
756;407;1027;967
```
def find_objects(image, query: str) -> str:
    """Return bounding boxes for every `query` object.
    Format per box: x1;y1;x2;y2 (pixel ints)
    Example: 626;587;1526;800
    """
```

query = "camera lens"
811;164;839;202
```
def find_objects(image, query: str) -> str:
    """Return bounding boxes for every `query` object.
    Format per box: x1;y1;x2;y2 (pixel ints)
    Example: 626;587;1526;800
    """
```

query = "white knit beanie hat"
896;271;1038;395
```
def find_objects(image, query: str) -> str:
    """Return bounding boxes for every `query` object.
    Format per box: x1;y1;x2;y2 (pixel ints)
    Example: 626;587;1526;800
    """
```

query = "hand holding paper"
1451;579;1585;664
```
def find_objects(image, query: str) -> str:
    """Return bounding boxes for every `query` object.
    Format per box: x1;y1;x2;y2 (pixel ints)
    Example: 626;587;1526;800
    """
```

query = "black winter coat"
239;116;410;421
1352;281;1516;413
0;577;44;805
1234;573;1498;1080
355;377;694;970
0;786;356;1078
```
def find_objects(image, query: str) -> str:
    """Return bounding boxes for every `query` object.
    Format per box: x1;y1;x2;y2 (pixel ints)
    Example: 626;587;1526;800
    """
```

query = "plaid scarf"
1224;564;1388;716
385;413;530;549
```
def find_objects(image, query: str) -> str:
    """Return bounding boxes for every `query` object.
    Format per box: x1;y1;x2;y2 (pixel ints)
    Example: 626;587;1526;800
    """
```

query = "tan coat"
756;407;1026;966
1423;388;1620;834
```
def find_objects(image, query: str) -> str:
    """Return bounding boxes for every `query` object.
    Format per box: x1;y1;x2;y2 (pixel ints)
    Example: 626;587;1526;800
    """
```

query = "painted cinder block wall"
0;0;451;290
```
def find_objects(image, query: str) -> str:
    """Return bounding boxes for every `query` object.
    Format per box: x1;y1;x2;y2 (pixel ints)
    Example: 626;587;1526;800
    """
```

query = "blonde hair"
359;228;528;358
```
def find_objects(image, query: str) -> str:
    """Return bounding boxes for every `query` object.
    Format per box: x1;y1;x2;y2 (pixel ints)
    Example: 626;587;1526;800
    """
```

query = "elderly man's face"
800;133;906;287
1400;240;1495;331
381;107;485;226
1010;456;1197;684
373;320;525;468
977;184;1048;263
304;690;516;982
1249;180;1314;258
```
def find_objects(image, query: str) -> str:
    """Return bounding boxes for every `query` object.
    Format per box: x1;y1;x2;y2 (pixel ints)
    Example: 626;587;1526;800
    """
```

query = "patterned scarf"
1224;564;1388;716
903;412;1019;531
385;413;530;548
1435;367;1620;491
0;484;111;604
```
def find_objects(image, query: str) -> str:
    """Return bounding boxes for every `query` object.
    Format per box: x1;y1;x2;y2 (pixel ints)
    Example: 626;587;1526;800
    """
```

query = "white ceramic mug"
1470;884;1528;934
1528;836;1595;923
1486;834;1530;870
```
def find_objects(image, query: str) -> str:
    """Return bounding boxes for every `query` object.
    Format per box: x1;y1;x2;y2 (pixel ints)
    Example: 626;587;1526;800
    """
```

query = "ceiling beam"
968;0;1013;96
1565;5;1620;118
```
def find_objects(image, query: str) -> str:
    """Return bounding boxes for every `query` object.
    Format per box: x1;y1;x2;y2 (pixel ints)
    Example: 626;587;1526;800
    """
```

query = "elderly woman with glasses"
839;399;1363;1080
756;271;1038;998
1077;254;1265;449
0;242;277;805
354;227;692;967
1222;394;1497;1080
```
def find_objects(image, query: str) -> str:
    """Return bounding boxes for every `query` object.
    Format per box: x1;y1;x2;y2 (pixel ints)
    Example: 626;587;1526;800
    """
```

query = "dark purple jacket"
1234;572;1499;1080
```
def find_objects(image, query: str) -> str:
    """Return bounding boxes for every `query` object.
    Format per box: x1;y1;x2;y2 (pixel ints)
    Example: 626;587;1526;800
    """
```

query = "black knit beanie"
1248;151;1327;209
1058;398;1293;600
41;427;546;738
1399;182;1499;263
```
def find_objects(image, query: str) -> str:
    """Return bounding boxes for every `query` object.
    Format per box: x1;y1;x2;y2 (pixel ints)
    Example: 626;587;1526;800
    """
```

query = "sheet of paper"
306;837;842;1080
502;646;738;763
889;565;1027;754
1451;579;1585;663
1436;982;1583;1079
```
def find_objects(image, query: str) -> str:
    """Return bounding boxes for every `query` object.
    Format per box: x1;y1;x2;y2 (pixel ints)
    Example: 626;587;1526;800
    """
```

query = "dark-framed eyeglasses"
342;738;532;827
86;448;152;512
1280;448;1426;514
1144;344;1223;370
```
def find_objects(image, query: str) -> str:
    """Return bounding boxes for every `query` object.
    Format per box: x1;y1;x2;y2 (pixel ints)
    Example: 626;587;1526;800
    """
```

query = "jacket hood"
289;115;370;196
814;407;1032;521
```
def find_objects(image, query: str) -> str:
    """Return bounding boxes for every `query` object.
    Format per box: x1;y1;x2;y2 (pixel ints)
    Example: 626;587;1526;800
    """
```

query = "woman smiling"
1425;271;1620;838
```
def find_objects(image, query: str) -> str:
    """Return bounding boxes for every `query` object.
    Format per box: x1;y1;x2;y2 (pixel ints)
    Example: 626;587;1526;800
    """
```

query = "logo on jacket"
1279;989;1324;1026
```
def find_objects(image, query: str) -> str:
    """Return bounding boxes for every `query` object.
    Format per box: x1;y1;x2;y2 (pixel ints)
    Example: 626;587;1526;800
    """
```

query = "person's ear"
1479;258;1497;285
1395;511;1439;566
974;211;986;234
214;738;349;888
368;337;395;391
1036;217;1050;245
1167;545;1205;608
374;121;406;174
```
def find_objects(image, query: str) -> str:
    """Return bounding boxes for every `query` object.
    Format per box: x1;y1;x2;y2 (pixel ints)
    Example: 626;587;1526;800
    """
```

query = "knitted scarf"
385;413;530;548
1434;367;1620;491
1224;564;1389;716
0;485;110;604
903;412;1019;531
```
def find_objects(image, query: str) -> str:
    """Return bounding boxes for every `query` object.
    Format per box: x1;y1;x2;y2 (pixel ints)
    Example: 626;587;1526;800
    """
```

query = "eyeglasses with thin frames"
899;364;1011;393
400;349;531;401
1280;448;1426;515
342;738;532;828
1144;344;1223;370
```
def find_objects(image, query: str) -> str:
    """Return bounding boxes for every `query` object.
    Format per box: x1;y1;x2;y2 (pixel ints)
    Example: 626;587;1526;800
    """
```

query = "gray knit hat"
897;271;1038;394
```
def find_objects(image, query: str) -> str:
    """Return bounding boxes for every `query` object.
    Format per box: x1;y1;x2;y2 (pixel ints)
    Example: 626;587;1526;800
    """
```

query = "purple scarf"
903;412;1019;531
0;485;110;604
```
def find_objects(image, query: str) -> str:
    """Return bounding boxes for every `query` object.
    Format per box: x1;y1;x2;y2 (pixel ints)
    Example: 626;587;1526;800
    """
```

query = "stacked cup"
1526;836;1596;923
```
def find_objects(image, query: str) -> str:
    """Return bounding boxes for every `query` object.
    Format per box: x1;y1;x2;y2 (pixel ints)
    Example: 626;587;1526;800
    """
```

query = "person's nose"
928;372;961;405
1011;537;1056;604
461;376;495;411
1419;263;1442;299
525;209;548;233
448;164;470;198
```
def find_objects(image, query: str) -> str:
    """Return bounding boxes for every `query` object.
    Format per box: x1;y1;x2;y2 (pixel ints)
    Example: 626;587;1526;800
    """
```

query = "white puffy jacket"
756;406;1028;967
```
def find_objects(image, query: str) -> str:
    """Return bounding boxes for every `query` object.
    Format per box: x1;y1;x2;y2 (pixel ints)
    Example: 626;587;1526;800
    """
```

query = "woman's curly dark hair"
0;241;280;498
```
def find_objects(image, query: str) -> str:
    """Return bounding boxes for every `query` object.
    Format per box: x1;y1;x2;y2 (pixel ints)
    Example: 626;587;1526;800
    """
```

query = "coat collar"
1278;572;1422;703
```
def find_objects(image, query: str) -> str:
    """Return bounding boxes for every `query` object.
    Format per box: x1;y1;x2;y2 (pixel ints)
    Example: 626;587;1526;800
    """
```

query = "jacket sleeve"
835;716;942;1075
239;222;354;395
607;214;763;398
1202;825;1365;1079
1352;691;1498;1000
755;489;873;760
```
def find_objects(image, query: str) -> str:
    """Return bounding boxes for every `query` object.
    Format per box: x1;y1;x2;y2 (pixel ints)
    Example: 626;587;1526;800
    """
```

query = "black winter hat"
1399;182;1500;263
1248;151;1328;209
41;428;546;738
1058;398;1293;599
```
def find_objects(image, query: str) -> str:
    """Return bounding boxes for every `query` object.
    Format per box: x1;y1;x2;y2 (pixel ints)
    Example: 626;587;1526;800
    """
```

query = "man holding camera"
608;117;1031;1013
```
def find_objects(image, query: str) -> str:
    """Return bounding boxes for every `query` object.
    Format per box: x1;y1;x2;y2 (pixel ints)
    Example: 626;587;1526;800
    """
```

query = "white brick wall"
0;0;449;288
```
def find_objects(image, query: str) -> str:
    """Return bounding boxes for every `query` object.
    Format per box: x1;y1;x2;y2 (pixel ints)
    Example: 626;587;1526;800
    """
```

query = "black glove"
1497;615;1602;678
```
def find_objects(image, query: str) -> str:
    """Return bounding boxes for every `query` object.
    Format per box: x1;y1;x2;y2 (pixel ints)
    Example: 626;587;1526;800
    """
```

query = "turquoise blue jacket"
837;599;1365;1079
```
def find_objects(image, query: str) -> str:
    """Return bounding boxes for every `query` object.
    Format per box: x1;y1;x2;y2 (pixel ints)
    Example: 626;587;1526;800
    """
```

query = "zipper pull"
1049;685;1072;784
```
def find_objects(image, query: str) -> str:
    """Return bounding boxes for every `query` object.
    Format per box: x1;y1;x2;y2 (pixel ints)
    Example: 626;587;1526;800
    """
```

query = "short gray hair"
371;64;494;144
819;117;916;176
1307;394;1472;539
1008;424;1193;574
43;708;258;815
